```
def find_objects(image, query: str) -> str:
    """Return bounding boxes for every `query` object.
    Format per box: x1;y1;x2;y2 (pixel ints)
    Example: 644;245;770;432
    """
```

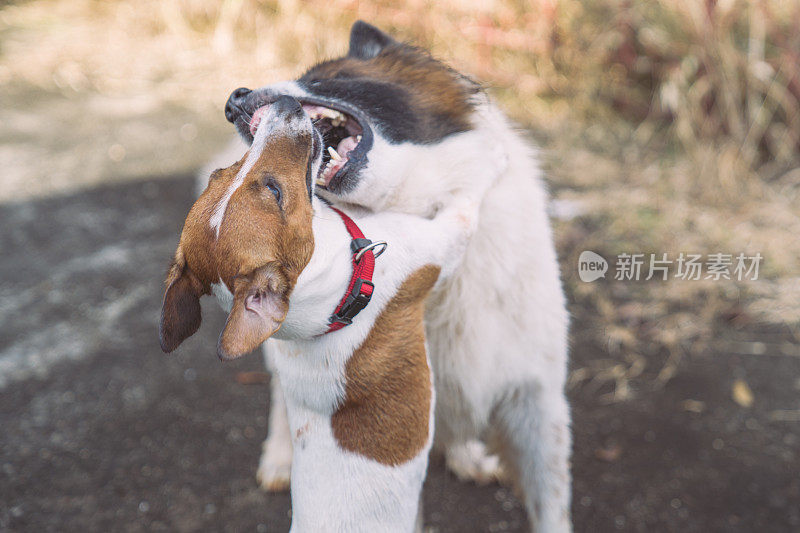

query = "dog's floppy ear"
159;250;203;353
348;20;396;60
217;262;291;360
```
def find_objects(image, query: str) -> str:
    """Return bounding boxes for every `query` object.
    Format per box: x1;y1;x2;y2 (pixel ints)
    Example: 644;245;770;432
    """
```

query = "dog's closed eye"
262;176;283;206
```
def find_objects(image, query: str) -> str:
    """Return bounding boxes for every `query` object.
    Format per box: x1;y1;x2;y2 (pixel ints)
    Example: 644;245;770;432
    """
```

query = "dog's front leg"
256;339;293;492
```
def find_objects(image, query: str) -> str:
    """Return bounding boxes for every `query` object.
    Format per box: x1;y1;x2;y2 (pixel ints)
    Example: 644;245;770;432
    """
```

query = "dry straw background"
2;0;799;400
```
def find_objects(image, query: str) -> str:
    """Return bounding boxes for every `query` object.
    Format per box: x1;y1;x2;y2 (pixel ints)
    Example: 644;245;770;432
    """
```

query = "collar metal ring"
355;241;387;262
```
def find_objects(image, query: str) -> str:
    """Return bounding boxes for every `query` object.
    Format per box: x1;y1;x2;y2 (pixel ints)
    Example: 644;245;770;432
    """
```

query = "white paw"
445;440;506;485
256;437;292;492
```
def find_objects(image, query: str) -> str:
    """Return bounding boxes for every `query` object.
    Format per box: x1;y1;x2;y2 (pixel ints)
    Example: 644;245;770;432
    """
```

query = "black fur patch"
298;64;475;145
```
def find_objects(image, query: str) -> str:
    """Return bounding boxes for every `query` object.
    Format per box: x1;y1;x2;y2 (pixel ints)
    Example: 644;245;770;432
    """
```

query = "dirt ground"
1;175;798;532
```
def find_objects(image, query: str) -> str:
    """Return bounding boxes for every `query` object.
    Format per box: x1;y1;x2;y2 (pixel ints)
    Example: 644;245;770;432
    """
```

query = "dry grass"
2;0;798;397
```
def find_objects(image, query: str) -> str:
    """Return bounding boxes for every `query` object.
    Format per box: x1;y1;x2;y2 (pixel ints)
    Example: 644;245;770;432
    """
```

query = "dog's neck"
271;197;356;340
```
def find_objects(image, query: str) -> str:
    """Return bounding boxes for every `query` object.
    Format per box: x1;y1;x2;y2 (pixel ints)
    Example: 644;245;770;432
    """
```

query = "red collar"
324;207;386;334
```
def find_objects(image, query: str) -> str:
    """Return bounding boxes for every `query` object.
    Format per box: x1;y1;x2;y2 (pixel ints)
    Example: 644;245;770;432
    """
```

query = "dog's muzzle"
225;87;252;124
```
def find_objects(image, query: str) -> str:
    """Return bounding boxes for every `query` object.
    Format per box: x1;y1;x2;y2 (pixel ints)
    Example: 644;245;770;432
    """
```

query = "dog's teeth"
327;146;342;161
316;176;326;186
321;109;343;119
356;135;362;142
324;109;345;127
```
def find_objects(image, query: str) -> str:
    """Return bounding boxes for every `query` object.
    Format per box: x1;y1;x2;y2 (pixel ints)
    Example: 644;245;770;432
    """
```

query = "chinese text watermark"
579;251;762;282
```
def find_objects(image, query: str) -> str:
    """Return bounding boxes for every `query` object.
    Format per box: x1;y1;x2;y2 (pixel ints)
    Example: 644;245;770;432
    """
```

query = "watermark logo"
578;251;608;282
578;251;763;282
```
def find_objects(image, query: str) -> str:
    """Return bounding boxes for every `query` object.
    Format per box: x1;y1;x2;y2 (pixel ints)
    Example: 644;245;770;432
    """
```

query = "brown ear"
217;263;291;361
159;252;203;353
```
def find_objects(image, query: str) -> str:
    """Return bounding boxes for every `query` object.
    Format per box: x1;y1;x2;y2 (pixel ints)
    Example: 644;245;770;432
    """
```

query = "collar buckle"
329;278;374;326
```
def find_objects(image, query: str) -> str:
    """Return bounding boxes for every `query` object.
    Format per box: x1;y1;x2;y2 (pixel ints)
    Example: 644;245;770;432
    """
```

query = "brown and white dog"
161;96;486;531
216;22;572;532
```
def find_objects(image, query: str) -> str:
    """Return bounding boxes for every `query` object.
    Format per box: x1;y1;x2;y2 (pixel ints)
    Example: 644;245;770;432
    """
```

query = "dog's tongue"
249;105;270;136
318;136;358;187
336;136;358;157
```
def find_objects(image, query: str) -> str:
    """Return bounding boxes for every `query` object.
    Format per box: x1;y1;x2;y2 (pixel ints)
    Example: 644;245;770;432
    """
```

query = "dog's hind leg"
491;381;572;533
256;341;292;492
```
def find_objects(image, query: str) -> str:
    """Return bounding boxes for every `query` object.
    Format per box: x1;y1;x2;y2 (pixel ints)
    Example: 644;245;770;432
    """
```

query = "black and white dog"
214;21;571;532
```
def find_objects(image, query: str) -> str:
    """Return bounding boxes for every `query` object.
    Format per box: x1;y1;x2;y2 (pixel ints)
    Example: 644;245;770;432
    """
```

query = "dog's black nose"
225;87;252;123
271;95;303;117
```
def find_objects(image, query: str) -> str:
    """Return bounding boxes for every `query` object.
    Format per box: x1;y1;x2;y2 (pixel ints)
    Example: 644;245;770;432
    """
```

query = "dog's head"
160;96;322;360
223;21;481;209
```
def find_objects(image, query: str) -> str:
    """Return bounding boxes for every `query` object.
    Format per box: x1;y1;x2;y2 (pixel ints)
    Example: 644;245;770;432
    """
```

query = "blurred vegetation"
2;0;798;399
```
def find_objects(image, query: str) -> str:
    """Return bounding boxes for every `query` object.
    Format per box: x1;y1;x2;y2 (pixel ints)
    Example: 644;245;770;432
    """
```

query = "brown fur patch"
179;136;314;292
331;265;440;466
159;126;316;354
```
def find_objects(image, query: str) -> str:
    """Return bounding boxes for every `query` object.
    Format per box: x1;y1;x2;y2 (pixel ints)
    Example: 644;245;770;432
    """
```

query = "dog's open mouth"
249;102;366;189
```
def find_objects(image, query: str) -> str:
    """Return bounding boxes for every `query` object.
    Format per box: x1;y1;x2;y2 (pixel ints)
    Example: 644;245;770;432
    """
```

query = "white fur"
203;82;572;531
444;439;505;484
